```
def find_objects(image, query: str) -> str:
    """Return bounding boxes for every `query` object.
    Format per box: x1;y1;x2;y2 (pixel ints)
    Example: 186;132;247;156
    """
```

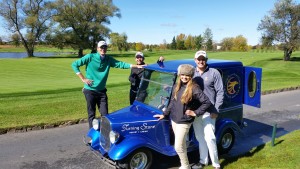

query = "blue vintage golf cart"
85;59;262;169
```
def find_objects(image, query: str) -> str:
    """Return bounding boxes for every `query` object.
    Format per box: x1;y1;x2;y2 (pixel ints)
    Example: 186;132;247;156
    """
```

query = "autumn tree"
0;0;54;57
184;35;194;50
11;33;21;47
232;35;248;51
110;32;128;52
128;42;136;51
135;42;144;51
258;0;300;61
220;37;234;51
176;33;186;50
50;0;120;57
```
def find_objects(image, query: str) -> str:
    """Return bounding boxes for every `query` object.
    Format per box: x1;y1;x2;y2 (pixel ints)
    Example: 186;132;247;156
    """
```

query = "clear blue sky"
107;0;296;45
0;0;298;46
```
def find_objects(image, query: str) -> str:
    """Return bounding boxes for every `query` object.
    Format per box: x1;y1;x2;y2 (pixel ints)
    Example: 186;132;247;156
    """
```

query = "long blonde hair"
173;76;194;104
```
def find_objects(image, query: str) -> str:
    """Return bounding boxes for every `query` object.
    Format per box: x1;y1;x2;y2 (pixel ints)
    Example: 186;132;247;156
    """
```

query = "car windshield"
136;70;175;109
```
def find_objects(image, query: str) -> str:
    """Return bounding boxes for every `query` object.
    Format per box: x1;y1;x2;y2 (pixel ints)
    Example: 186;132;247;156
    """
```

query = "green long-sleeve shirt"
71;52;131;91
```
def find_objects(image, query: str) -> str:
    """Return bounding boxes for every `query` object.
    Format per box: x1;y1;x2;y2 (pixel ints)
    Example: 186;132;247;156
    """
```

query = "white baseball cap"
97;41;107;48
135;52;144;58
194;50;207;59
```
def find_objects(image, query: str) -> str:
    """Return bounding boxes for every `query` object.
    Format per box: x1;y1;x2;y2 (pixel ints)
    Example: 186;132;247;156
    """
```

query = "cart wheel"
218;128;235;154
118;148;153;169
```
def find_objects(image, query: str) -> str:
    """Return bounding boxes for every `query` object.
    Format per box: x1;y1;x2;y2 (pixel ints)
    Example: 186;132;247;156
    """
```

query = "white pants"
171;121;191;169
193;113;220;168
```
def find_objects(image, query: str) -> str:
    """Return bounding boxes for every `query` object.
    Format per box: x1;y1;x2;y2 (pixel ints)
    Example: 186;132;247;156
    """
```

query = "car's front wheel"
118;148;153;169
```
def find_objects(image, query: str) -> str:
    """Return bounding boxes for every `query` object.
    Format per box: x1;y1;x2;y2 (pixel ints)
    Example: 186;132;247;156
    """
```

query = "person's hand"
137;65;146;68
185;110;196;117
158;56;164;62
210;113;218;119
153;114;164;120
82;78;93;86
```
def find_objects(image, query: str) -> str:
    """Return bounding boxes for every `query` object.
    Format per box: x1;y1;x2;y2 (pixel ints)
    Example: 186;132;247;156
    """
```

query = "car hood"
105;103;160;124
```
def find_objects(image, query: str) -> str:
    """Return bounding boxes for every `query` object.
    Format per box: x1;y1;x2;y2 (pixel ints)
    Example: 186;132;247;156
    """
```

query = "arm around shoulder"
193;89;212;116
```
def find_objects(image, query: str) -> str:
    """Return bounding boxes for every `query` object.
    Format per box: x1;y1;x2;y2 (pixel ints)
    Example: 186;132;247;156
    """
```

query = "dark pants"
129;89;137;105
83;88;108;128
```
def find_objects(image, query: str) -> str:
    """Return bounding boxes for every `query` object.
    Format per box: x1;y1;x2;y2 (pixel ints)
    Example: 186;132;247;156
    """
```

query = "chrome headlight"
92;119;99;130
109;130;120;144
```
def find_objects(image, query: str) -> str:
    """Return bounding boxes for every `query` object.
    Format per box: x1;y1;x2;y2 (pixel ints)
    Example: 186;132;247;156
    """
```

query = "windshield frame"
136;70;177;110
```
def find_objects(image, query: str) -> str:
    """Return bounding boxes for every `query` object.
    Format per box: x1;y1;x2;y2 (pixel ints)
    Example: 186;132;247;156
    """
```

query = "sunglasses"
196;57;206;61
99;46;107;49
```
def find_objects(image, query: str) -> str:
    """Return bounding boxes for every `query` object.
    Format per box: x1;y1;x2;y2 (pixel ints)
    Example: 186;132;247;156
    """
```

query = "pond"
0;52;60;58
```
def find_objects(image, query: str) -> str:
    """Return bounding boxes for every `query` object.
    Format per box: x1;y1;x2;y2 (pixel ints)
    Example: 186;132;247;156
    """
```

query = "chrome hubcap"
130;152;148;169
222;133;233;149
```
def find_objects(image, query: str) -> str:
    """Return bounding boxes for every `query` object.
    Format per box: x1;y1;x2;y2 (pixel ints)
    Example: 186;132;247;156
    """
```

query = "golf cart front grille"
100;117;111;151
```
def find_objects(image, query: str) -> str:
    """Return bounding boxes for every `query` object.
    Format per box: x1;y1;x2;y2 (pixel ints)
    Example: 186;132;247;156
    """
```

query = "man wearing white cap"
71;41;144;128
192;50;224;169
128;52;146;105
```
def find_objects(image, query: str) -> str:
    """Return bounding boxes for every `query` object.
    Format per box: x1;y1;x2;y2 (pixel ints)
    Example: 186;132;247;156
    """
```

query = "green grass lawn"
0;49;300;130
220;129;300;168
0;49;299;168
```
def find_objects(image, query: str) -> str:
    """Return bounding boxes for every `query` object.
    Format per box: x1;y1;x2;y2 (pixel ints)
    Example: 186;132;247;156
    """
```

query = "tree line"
0;0;120;57
0;0;299;60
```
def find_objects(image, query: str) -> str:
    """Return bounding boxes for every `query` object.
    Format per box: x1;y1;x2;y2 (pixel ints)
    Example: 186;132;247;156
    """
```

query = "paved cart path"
0;90;299;169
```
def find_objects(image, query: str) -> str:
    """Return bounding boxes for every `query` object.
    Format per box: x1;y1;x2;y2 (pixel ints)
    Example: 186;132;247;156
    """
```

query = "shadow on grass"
290;57;300;61
0;83;129;98
267;56;300;62
221;144;266;167
274;139;284;146
219;117;291;168
221;139;284;167
0;87;83;98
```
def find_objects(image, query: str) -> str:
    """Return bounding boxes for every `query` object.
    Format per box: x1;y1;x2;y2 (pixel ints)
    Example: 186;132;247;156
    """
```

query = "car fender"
108;135;159;161
87;128;101;151
215;118;241;142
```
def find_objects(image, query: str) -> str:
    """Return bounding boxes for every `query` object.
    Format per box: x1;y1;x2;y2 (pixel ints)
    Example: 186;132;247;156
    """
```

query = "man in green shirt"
71;41;143;128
